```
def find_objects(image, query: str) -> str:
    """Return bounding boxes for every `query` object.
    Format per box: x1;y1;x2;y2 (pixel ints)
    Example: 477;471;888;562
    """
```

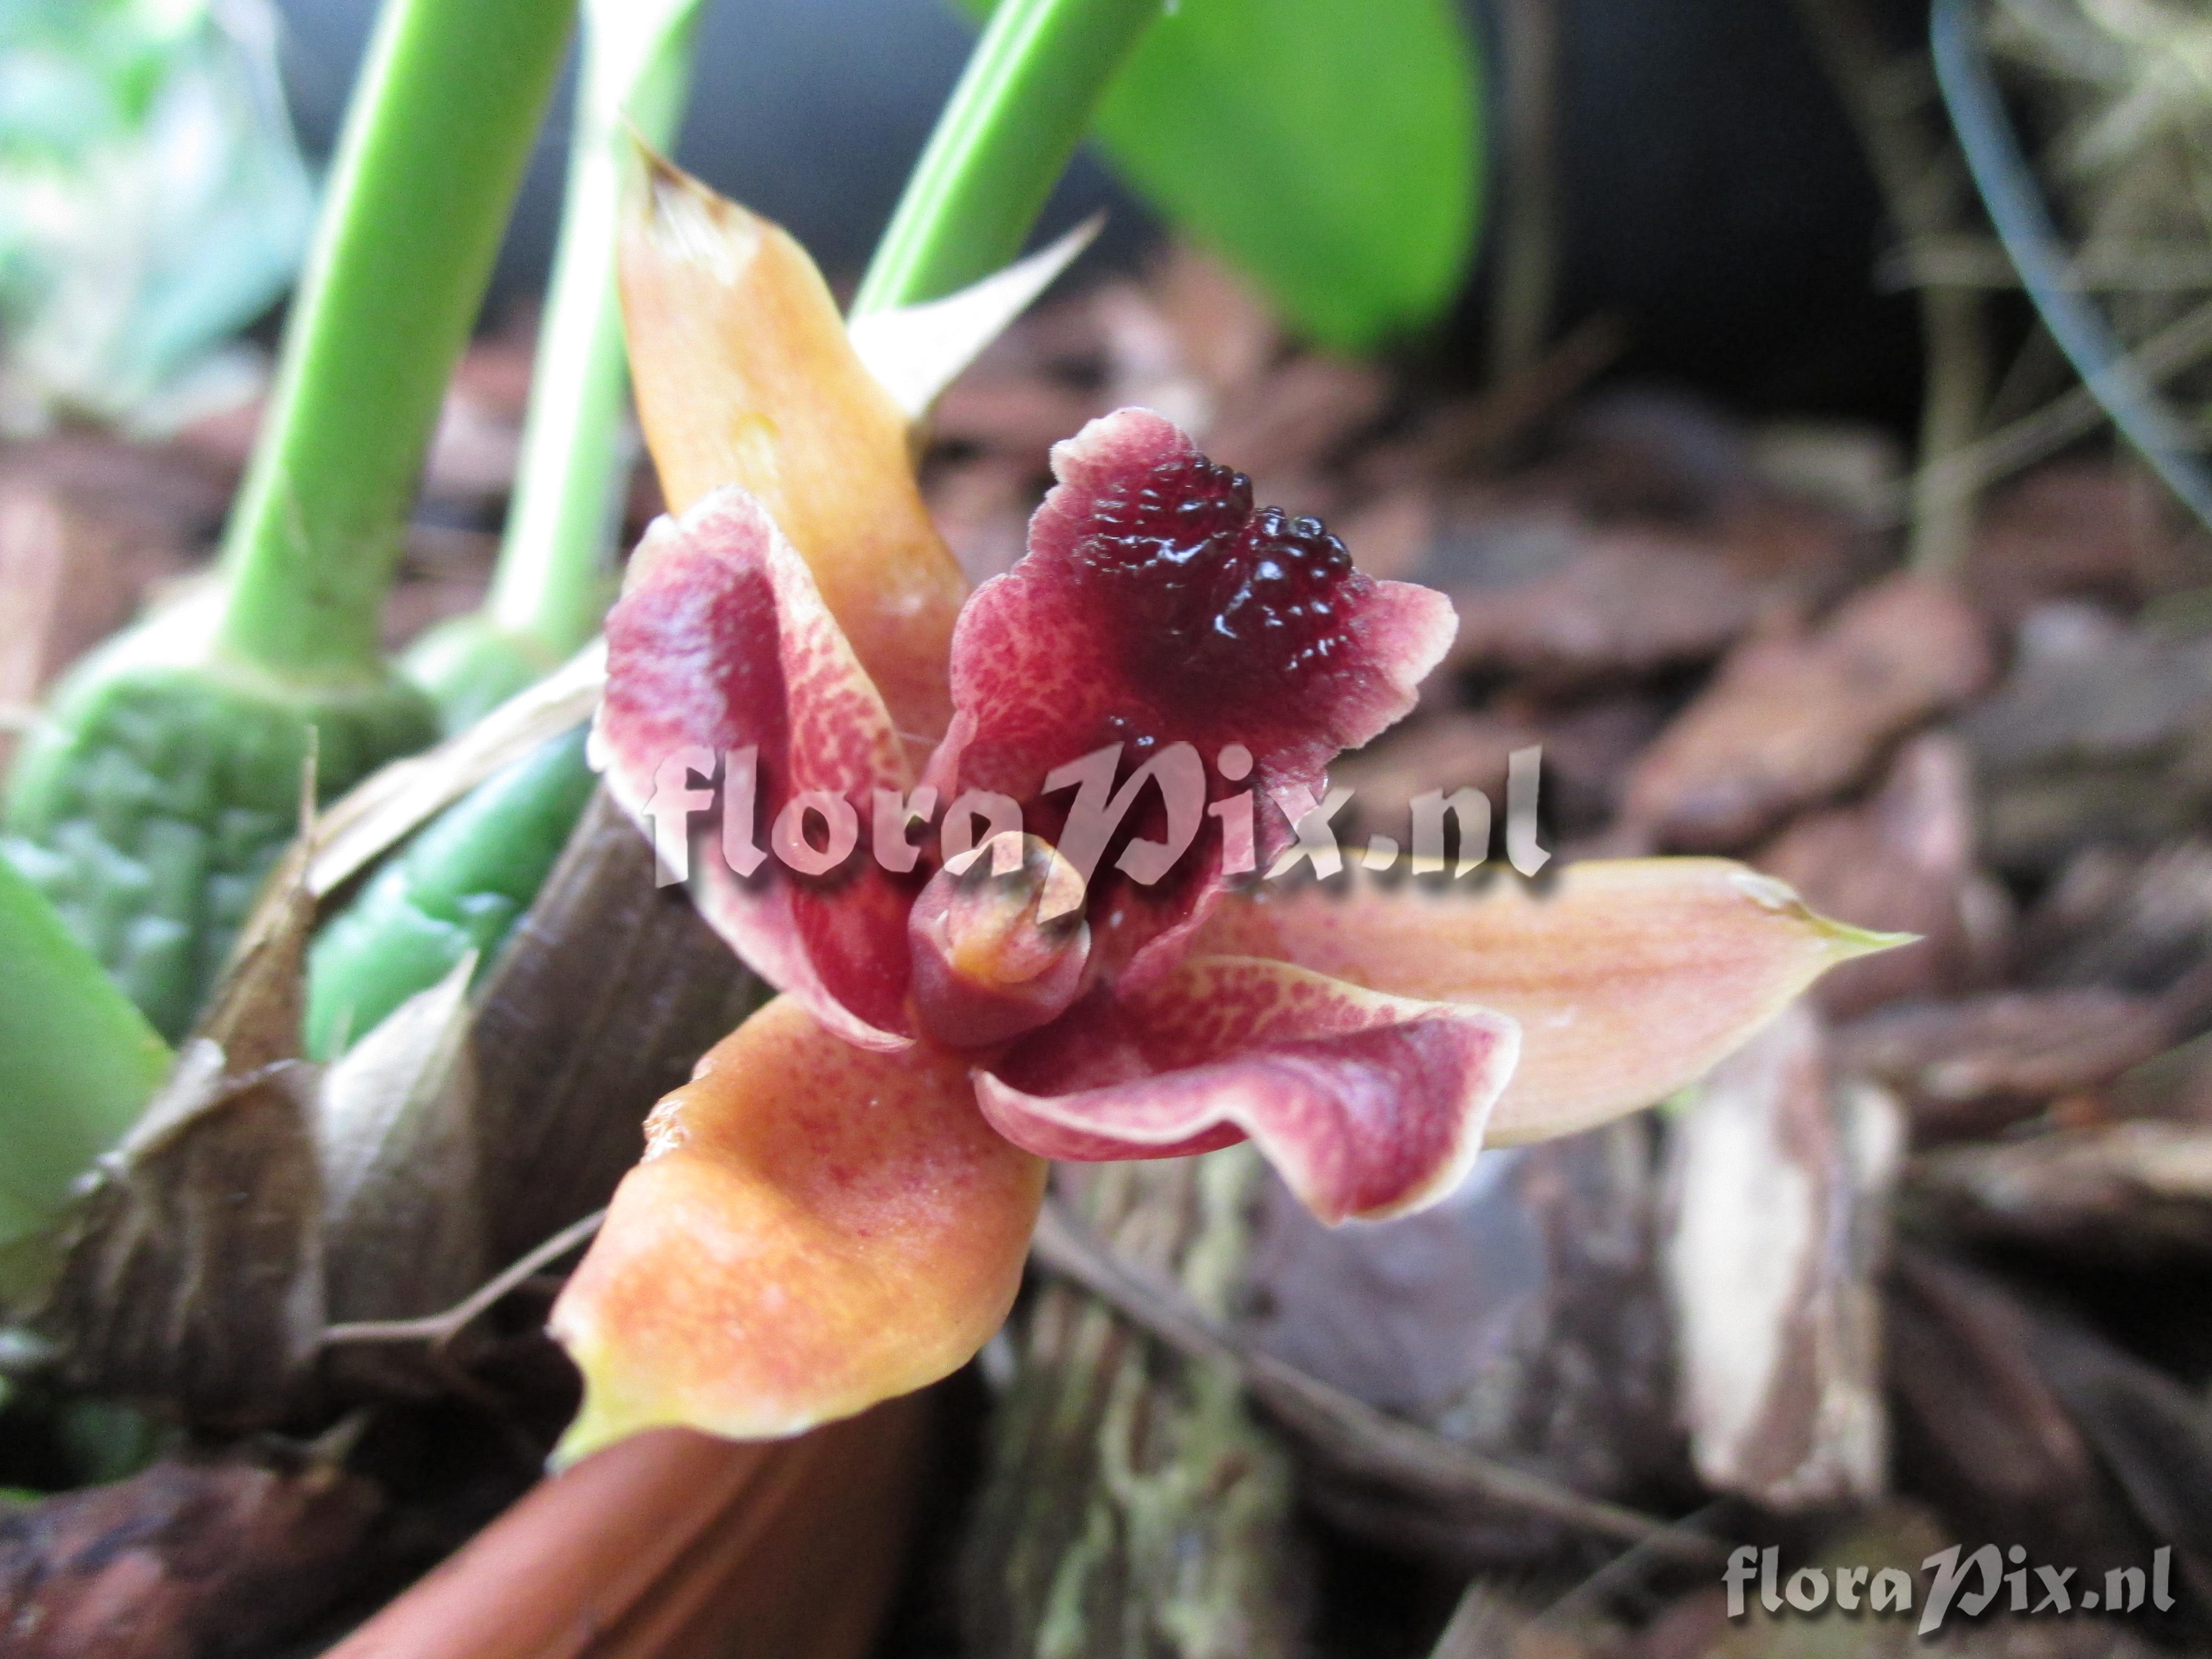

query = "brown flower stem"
1487;0;1562;377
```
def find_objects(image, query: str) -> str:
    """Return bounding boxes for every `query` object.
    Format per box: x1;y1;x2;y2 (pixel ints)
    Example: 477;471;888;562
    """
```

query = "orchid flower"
548;163;1899;1460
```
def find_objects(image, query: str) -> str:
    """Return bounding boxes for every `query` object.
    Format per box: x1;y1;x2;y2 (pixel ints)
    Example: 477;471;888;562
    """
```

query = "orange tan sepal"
618;148;966;745
1196;858;1907;1145
550;997;1046;1461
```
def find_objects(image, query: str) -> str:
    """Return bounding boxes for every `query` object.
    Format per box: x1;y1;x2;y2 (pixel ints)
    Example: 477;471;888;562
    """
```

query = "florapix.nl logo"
633;739;1553;892
1724;1544;2178;1636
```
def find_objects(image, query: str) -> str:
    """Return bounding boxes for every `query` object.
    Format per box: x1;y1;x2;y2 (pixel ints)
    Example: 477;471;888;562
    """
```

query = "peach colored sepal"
322;1403;927;1659
618;148;965;745
551;997;1046;1456
1197;859;1907;1144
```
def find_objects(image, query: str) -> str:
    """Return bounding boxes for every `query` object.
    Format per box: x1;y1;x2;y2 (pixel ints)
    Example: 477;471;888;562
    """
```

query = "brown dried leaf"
465;790;766;1265
315;959;487;1323
1664;1006;1899;1510
36;1042;324;1427
25;792;325;1423
1621;574;1994;851
192;832;311;1077
0;1455;382;1659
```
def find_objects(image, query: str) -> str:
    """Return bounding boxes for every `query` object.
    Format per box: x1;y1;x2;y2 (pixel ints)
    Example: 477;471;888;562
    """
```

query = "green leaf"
953;0;1484;349
0;847;169;1254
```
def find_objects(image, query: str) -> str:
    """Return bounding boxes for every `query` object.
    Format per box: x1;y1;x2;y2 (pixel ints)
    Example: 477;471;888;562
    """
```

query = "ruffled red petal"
977;955;1519;1223
595;488;917;1047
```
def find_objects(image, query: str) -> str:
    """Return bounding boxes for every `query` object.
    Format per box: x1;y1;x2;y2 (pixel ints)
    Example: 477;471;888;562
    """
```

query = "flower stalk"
851;0;1165;315
408;0;709;730
216;0;579;681
3;0;576;1041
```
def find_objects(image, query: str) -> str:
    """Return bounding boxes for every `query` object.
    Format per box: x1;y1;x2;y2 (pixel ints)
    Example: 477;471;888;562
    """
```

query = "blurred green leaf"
0;0;314;429
954;0;1484;349
0;848;168;1259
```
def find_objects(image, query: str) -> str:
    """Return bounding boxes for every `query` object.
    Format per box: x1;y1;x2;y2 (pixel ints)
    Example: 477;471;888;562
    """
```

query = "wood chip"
2020;839;2212;995
1240;1122;1685;1563
0;1455;382;1659
1031;1188;1717;1564
1964;604;2212;875
1967;461;2203;624
962;1154;1309;1659
1621;573;1995;851
1445;533;1764;690
1834;988;2175;1141
0;486;133;773
1664;1007;1899;1510
1911;1121;2212;1262
1884;1251;2149;1579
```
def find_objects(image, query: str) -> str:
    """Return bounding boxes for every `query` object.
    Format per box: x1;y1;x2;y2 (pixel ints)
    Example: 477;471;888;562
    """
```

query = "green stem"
851;0;1163;316
488;0;705;654
215;0;577;684
0;855;169;1251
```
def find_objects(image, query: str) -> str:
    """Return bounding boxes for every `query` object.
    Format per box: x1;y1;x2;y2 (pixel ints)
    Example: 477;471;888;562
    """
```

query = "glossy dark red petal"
926;408;1455;989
